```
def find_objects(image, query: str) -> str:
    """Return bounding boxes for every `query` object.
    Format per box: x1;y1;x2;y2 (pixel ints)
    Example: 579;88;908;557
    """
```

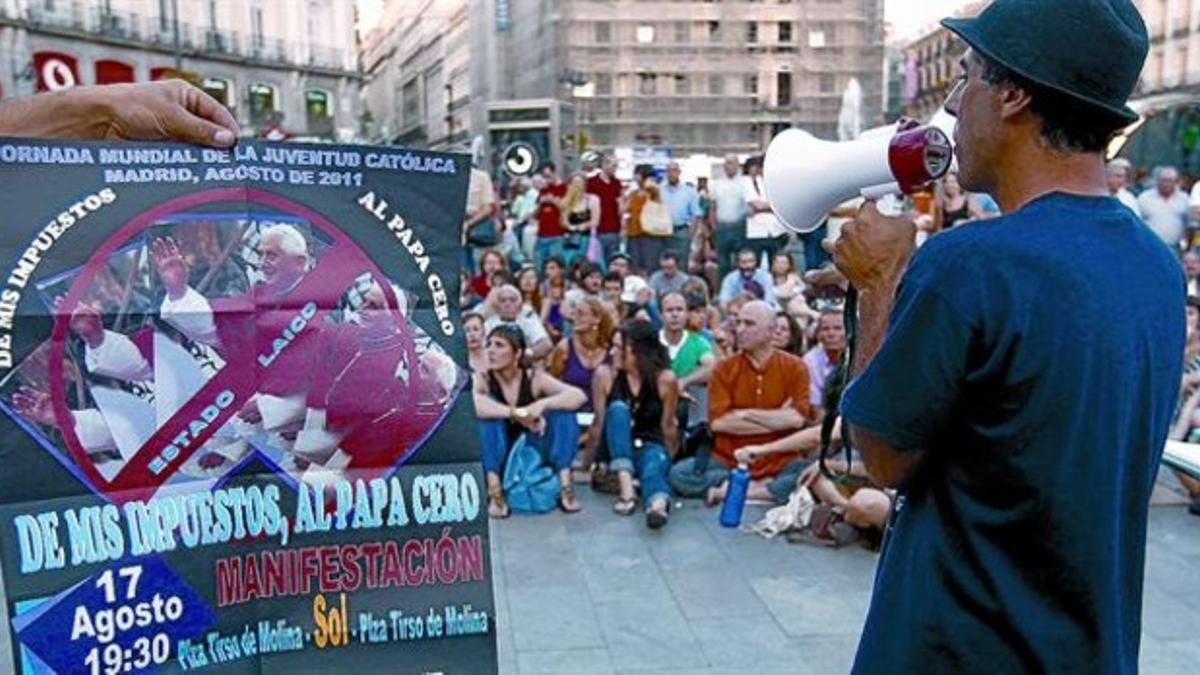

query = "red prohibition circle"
47;187;421;504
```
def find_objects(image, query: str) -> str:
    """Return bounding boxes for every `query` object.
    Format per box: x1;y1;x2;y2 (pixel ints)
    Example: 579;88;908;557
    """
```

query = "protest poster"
0;138;496;674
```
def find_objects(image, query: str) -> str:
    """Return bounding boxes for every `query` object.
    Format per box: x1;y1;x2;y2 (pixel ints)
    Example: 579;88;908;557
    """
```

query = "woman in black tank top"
938;171;980;229
560;173;600;265
473;324;587;517
588;319;679;528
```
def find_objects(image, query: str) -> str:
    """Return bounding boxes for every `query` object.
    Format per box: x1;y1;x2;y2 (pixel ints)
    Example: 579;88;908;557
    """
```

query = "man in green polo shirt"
659;291;714;431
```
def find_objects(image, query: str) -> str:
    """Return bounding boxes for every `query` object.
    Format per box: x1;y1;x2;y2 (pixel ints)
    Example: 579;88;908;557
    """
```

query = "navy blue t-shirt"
841;193;1185;675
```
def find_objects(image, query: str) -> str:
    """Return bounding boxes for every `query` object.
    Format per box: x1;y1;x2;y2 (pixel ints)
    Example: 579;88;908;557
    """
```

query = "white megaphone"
764;112;957;233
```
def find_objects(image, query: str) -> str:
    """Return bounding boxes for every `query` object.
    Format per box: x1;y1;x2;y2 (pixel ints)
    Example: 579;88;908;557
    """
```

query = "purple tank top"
561;339;602;412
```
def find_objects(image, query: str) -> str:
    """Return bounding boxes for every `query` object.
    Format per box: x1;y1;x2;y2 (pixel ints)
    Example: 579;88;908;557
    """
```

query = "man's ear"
998;81;1034;120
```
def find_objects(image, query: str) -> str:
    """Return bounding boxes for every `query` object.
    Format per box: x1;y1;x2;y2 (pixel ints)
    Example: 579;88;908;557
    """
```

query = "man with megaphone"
801;1;1184;673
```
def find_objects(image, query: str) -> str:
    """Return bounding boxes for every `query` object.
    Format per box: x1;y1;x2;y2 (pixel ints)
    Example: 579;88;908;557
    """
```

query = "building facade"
534;0;887;153
901;0;1200;118
895;1;997;122
360;0;475;150
1136;0;1200;95
361;0;886;157
898;23;964;122
0;0;359;140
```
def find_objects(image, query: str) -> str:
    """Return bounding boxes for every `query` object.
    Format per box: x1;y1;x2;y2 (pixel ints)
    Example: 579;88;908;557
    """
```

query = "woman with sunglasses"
588;319;679;528
473;324;587;517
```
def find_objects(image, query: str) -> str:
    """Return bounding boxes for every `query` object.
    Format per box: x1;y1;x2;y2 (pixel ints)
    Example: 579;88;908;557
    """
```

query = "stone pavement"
0;484;1194;673
490;486;1200;675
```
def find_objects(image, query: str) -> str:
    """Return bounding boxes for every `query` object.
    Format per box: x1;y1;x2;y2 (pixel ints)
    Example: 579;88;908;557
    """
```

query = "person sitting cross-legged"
473;324;587;517
790;456;893;549
733;419;892;548
589;319;680;528
669;300;811;503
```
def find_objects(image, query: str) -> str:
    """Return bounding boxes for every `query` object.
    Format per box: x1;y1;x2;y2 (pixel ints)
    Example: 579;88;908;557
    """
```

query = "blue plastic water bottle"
719;464;751;528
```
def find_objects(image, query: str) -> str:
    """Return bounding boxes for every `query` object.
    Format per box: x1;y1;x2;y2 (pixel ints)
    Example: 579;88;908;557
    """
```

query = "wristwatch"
512;407;531;421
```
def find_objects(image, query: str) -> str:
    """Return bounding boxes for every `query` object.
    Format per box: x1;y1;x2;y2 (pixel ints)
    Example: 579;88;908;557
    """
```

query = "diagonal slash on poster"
46;189;417;505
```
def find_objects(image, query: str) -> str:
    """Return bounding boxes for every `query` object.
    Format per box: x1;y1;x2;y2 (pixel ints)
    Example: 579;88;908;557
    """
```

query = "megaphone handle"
818;285;858;482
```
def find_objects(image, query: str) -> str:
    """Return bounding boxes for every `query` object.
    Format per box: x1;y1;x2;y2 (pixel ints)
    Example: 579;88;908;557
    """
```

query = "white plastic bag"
749;485;816;538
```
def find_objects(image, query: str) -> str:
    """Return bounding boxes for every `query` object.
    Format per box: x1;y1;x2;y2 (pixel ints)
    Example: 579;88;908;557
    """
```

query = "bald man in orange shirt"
669;300;813;504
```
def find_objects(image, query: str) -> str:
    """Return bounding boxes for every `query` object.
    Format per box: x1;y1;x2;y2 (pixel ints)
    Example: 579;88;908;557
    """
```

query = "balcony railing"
249;37;289;63
307;45;347;70
18;4;351;73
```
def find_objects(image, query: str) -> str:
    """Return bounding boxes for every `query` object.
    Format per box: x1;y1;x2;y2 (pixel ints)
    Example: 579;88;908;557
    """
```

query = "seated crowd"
463;234;896;542
463;154;1200;541
461;153;886;538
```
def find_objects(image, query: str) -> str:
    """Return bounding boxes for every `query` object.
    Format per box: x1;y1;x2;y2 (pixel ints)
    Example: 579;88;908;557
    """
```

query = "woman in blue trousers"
473;324;586;517
588;319;680;528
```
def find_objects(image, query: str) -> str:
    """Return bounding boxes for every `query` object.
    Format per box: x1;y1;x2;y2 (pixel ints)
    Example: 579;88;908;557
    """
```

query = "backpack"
502;434;559;513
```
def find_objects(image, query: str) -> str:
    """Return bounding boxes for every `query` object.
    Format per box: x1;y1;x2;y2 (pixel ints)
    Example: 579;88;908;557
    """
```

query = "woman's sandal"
558;484;582;514
612;496;638;516
488;486;510;519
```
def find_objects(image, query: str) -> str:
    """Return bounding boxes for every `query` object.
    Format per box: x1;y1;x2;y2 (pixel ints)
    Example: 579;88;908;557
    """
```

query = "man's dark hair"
490;270;515;288
659;251;678;264
978;55;1127;154
1187;295;1200;311
603;270;623;285
578;260;601;279
736;247;757;259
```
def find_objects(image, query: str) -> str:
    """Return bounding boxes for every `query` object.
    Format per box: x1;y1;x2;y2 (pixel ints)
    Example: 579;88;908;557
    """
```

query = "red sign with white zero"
33;51;80;92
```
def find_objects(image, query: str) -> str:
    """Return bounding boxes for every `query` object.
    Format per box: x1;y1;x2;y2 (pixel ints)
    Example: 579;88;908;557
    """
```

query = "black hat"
942;0;1147;125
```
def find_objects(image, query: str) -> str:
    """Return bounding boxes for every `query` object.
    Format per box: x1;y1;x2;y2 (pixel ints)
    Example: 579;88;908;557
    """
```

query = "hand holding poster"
0;138;497;674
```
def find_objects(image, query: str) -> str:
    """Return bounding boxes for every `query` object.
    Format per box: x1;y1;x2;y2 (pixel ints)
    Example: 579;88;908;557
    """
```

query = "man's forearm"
743;407;806;431
753;427;821;455
769;425;826;456
0;90;111;139
710;413;773;436
678;364;712;390
848;284;897;379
